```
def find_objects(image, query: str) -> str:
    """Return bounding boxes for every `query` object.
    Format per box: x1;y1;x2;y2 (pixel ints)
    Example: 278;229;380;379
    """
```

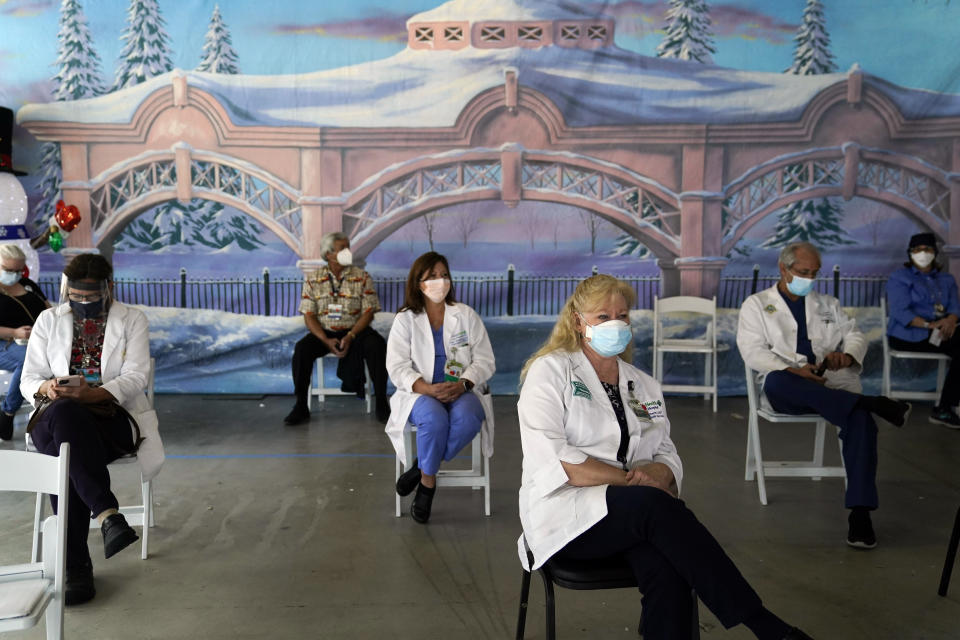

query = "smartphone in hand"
813;362;827;377
56;375;84;387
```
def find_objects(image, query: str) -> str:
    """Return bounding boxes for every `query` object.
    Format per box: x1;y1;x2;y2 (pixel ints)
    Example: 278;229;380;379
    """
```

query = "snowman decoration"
0;106;39;279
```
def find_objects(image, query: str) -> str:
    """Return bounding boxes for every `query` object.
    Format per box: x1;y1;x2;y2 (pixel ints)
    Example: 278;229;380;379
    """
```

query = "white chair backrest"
656;295;717;316
147;356;156;408
0;444;68;497
744;366;760;411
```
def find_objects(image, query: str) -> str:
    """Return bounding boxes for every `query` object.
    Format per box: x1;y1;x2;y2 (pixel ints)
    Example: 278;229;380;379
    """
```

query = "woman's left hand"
626;462;676;496
47;379;114;404
433;381;465;403
935;315;957;340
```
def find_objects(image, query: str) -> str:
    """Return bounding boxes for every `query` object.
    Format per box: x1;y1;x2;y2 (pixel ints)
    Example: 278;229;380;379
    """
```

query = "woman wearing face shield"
386;252;495;523
516;275;812;640
886;232;960;428
0;243;50;440
19;253;152;605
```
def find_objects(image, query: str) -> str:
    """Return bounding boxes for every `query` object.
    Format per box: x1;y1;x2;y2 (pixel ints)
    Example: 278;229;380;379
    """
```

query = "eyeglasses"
67;293;103;303
788;267;819;279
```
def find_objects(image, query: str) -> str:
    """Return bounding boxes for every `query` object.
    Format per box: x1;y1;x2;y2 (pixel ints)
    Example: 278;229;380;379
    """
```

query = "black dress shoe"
410;483;435;524
102;513;138;559
65;560;96;605
396;458;420;496
283;403;310;426
782;627;814;640
0;411;13;441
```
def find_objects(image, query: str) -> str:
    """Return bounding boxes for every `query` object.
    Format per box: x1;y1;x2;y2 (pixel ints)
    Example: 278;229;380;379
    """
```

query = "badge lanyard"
614;382;636;471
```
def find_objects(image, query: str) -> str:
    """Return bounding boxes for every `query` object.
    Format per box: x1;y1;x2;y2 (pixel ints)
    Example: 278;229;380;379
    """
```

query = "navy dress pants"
763;369;878;509
30;399;134;569
556;486;764;640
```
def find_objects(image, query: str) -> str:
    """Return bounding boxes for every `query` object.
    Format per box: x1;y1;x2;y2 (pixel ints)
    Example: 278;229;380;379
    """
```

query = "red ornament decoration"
55;200;82;232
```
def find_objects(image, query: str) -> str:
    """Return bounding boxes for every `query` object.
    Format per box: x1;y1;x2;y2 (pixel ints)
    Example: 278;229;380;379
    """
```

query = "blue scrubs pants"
0;341;27;414
409;392;484;475
763;370;878;509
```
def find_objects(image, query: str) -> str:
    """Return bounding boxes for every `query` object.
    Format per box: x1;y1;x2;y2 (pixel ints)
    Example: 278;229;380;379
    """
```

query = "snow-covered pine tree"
188;202;264;251
111;0;174;91
609;191;654;258
785;0;836;76
655;0;716;64
33;0;106;235
763;0;853;250
196;5;239;74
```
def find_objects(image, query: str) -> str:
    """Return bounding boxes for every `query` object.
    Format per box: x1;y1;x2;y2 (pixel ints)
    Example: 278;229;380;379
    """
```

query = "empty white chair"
394;425;490;518
310;355;372;414
744;367;846;505
32;358;159;561
0;443;69;640
653;295;728;412
880;298;950;402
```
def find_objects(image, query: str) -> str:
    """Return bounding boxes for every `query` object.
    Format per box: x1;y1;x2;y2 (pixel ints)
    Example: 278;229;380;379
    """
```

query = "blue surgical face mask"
581;315;632;357
786;275;816;297
0;270;20;286
70;299;104;319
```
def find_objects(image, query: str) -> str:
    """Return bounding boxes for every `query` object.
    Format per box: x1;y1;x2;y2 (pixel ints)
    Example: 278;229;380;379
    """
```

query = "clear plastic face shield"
60;274;112;319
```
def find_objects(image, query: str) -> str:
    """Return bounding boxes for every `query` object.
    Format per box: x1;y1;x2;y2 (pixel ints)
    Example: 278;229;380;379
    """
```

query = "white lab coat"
20;301;164;481
516;350;683;570
384;302;496;461
736;285;867;395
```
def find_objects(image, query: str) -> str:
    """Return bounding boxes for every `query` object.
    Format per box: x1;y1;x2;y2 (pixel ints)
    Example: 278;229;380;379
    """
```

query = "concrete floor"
1;393;959;640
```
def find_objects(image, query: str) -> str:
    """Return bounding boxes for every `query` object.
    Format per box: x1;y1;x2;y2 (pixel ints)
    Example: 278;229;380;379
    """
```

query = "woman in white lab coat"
517;274;810;640
385;252;495;523
21;254;159;606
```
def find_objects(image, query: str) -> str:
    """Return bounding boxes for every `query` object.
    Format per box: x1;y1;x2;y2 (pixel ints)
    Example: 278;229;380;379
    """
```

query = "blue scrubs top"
886;266;960;342
778;288;815;364
431;326;446;384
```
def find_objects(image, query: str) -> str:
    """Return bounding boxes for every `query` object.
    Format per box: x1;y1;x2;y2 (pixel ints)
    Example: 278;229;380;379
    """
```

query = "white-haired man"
286;232;389;425
737;242;910;550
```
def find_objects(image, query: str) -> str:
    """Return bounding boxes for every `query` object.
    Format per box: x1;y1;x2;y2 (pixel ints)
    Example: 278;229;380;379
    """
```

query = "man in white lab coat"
736;242;911;550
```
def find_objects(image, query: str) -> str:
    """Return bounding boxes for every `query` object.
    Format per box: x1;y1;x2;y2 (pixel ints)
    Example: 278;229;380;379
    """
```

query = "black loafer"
410;483;435;524
65;560;96;605
0;411;13;441
102;513;138;559
283;403;310;426
396;458;420;497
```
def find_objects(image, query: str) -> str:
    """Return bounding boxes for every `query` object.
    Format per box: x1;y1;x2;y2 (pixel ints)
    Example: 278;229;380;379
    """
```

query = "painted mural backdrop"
1;0;958;395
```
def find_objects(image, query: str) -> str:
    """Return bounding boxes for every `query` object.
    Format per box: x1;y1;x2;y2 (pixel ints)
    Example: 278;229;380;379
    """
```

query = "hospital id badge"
444;359;464;382
79;366;101;386
628;398;652;422
327;303;344;321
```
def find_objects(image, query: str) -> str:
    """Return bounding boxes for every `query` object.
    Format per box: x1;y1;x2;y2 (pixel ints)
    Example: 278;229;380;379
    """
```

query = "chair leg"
538;570;557;640
32;491;45;563
938;506;960;596
748;416;767;505
812;422;826;481
516;569;532;640
140;477;150;560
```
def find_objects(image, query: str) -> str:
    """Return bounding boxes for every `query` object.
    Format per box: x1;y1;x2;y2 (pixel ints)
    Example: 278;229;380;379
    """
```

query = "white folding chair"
744;367;846;505
881;298;950;402
653;295;728;412
310;355;372;413
395;425;490;518
0;443;69;640
31;358;158;561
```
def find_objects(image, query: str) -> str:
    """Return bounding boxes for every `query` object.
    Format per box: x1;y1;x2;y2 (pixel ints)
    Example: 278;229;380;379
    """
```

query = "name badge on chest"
444;358;464;382
327;303;344;321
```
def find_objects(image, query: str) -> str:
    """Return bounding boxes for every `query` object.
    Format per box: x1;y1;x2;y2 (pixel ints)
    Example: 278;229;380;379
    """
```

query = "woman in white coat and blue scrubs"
517;275;811;640
386;252;495;523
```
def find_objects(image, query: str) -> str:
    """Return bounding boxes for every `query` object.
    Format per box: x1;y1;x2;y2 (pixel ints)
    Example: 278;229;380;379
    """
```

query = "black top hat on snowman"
0;107;27;176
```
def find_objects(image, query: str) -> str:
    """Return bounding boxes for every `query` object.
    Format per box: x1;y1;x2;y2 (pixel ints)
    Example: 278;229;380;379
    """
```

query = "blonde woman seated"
517;275;811;640
385;252;495;523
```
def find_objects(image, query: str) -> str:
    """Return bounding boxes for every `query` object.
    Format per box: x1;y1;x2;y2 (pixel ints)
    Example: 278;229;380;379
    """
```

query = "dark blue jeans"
763;369;878;509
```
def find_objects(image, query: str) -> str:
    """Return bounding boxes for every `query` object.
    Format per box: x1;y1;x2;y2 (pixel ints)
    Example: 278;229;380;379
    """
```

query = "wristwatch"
461;379;474;392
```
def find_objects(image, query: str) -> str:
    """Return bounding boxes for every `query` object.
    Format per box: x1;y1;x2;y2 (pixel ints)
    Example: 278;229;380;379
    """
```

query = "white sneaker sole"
929;416;960;429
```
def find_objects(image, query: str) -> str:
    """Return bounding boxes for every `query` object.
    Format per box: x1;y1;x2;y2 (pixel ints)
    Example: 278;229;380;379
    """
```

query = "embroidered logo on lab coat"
764;304;777;314
571;380;592;400
641;399;665;419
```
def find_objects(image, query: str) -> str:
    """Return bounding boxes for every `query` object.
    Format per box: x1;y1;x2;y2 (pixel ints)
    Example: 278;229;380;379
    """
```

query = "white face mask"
0;270;20;286
421;278;450;304
335;248;352;266
911;250;935;269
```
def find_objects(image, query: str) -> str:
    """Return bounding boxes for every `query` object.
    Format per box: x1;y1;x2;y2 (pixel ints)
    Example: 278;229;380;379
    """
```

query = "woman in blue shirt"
886;232;960;427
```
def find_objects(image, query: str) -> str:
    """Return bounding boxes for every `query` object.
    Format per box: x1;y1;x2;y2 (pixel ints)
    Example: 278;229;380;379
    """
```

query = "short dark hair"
400;252;455;314
63;253;113;282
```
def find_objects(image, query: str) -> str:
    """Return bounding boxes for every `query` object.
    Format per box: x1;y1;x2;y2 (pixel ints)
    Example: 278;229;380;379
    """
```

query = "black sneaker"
0;411;13;441
846;509;877;550
65;559;95;605
396;458;420;496
102;513;139;559
283;403;310;426
930;407;960;429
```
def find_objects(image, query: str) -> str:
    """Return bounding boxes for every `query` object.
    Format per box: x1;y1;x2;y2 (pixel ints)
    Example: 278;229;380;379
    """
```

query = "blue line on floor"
166;453;469;460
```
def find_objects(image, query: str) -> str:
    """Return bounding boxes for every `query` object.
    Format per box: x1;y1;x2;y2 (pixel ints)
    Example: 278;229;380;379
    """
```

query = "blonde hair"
520;274;636;381
0;244;26;262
